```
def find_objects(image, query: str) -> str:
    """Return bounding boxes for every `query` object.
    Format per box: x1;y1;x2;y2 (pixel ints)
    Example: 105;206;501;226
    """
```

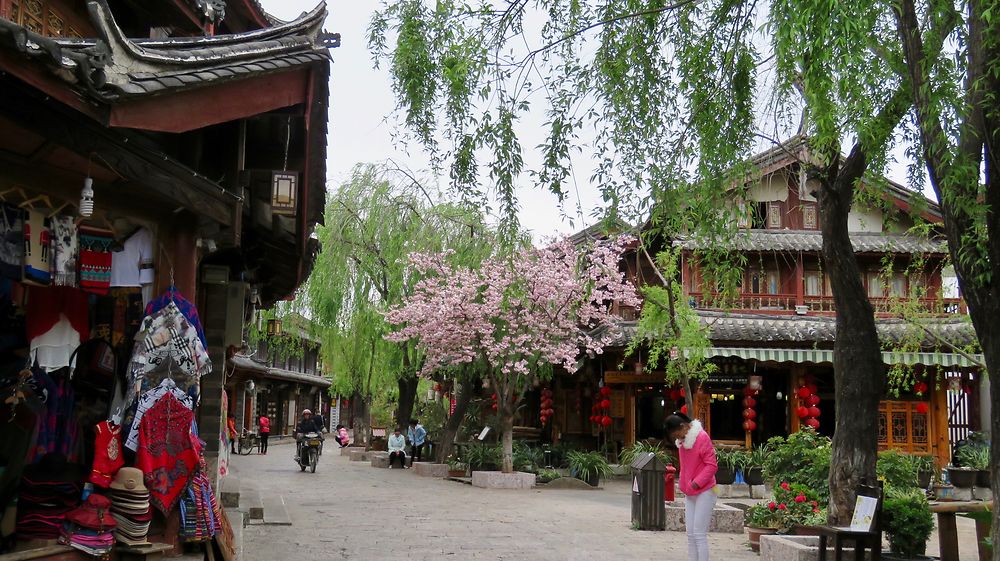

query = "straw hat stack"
107;468;152;545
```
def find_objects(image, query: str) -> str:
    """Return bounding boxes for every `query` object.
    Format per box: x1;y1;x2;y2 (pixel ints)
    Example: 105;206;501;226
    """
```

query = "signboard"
477;426;491;441
450;396;457;416
849;495;878;532
610;390;626;418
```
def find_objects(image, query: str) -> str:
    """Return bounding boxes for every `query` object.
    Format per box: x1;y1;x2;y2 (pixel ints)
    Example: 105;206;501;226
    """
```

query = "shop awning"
696;347;983;368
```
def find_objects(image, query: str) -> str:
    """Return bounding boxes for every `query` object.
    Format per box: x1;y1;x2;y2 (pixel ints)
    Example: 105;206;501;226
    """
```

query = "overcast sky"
261;1;921;239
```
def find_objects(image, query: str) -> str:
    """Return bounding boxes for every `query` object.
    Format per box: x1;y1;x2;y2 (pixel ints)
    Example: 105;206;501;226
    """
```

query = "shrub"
876;450;920;490
512;441;544;472
537;468;561;483
761;429;832;502
620;441;674;467
958;445;990;471
465;443;502;471
566;450;614;483
883;487;934;557
766;482;826;532
745;502;778;528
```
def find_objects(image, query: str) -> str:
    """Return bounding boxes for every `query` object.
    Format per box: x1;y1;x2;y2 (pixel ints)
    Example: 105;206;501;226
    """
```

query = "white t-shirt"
30;315;82;373
110;227;154;287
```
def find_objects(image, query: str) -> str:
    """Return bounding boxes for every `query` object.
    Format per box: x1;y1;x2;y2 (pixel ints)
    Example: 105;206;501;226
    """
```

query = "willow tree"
368;0;977;523
307;164;491;435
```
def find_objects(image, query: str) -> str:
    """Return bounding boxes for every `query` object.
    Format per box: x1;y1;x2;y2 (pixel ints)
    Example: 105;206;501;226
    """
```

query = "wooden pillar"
795;252;804;306
931;375;951;469
155;216;198;298
790;365;804;433
625;385;636;448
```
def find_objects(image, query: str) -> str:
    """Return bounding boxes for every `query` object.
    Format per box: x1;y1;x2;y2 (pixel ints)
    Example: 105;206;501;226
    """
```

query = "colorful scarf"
135;393;197;515
0;203;24;281
51;216;78;287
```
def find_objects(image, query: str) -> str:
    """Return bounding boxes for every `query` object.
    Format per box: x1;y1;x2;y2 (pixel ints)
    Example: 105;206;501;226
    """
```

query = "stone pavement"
231;449;980;561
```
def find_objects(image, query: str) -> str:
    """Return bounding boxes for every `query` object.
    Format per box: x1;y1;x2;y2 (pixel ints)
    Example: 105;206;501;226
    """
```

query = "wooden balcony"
688;292;966;315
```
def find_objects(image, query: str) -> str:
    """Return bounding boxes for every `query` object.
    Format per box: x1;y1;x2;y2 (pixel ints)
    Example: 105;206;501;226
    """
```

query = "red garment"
258;416;270;434
79;249;112;295
89;421;124;488
135;394;198;515
26;286;90;341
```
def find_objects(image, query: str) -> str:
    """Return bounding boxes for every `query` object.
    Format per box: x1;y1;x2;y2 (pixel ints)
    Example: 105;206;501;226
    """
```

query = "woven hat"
65;495;117;531
109;468;146;492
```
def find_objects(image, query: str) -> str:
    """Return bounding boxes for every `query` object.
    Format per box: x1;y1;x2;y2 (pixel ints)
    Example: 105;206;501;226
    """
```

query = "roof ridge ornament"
191;0;227;24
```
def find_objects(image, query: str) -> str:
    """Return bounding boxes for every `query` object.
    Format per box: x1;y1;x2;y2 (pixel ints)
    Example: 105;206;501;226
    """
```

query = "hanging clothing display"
27;369;79;463
124;378;193;452
51;216;79;287
26;287;90;373
15;454;83;540
78;227;114;295
179;471;221;542
0;204;24;281
144;287;207;350
110;228;154;289
110;288;144;349
22;209;51;286
88;421;123;488
135;393;198;515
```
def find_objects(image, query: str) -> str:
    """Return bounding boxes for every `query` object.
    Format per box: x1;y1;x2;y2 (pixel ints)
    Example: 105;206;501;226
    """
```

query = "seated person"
387;427;407;469
335;424;350;447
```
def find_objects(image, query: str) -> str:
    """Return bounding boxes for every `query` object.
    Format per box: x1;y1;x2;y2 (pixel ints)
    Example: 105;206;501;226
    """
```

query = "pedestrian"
387;427;407;469
666;412;718;561
258;414;270;455
227;415;237;454
406;419;426;467
334;424;350;448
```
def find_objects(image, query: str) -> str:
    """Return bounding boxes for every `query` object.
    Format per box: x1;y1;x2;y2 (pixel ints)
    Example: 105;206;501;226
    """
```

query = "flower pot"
448;469;467;478
746;525;777;553
948;467;977;488
716;466;736;485
917;470;932;489
744;466;764;486
977;470;991;488
584;473;599;487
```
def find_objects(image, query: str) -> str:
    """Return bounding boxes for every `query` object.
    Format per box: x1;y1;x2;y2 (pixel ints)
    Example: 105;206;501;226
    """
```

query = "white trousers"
685;489;717;561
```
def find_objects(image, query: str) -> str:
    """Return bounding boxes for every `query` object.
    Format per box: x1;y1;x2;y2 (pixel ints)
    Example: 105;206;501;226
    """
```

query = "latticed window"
6;0;80;37
877;401;931;454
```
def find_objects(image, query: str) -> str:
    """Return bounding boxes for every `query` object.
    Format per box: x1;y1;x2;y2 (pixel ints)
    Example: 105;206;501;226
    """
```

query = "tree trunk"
396;374;419;429
818;163;887;525
500;411;514;473
436;376;476;463
351;391;370;447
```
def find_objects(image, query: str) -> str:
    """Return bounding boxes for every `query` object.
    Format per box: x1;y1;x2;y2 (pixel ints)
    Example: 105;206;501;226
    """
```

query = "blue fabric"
144;287;207;349
407;424;427;446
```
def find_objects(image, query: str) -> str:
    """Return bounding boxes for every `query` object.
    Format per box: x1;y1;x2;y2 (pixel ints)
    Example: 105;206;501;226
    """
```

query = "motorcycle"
296;432;323;473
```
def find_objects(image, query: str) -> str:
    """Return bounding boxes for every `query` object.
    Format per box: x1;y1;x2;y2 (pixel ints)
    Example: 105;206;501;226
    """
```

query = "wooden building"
0;0;334;557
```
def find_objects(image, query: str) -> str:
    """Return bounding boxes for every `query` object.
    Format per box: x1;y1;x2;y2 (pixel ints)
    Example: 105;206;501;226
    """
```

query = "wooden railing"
688;292;966;315
688;292;798;311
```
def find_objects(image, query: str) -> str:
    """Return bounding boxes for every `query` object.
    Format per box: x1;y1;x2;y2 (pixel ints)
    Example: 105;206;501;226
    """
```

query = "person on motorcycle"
294;409;325;462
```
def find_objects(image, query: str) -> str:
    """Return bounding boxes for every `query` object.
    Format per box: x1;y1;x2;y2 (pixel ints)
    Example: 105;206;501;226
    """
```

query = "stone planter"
666;501;743;534
340;446;366;457
716;467;736;485
471;471;536;489
414;462;449;478
746;526;778;553
977;470;991;488
448;469;467;478
759;534;874;561
745;467;765;486
948;467;977;488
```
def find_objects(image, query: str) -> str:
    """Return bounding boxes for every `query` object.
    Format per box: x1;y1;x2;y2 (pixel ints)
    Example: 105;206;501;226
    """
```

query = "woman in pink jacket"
666;412;718;561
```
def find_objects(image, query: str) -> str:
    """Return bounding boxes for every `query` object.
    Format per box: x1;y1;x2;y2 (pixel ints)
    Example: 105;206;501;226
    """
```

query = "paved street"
232;444;979;561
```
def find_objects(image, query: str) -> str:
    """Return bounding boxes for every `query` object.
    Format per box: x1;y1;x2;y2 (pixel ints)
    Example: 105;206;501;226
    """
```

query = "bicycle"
237;431;260;455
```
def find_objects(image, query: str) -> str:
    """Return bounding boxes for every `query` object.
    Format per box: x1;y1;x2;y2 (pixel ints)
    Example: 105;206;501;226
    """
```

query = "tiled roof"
602;311;979;349
230;355;331;388
673;229;947;254
0;0;336;102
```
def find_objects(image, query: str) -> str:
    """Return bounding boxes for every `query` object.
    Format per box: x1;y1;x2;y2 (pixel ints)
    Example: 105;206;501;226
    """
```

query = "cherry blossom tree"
386;236;640;473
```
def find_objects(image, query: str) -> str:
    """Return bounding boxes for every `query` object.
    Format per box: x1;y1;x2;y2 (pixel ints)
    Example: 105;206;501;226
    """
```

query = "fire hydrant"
664;465;676;502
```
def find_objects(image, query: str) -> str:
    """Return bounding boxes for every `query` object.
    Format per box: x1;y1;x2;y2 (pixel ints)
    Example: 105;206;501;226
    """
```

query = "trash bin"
631;452;666;530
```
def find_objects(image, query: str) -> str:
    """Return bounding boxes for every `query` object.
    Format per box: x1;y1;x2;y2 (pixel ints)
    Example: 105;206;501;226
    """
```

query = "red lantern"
491;403;497;410
680;405;688;415
743;420;757;431
601;399;611;410
547;408;555;416
805;418;820;429
806;394;821;407
916;402;929;414
797;406;809;419
743;397;757;408
742;408;757;420
914;382;928;394
600;387;612;397
797;387;811;399
807;383;818;395
491;393;497;400
601;416;613;427
808;406;821;418
679;388;686;398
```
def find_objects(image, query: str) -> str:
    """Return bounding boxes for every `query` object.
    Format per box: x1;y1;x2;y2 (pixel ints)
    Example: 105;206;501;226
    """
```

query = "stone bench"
370;452;391;468
471;471;536;489
341;446;366;457
665;500;744;533
349;449;372;462
760;534;872;561
413;462;449;477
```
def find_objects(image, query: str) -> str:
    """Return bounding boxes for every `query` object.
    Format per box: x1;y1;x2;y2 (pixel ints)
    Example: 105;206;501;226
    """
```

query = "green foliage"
465;443;503;471
767;482;827;532
761;430;832;502
537;468;562;483
958;445;991;471
876;450;918;490
883;487;934;557
566;450;614;483
745;502;778;529
715;448;751;472
619;441;674;468
747;444;770;469
512;441;545;473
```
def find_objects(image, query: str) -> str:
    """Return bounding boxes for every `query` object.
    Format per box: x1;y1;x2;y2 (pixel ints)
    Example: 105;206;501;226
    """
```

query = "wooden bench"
929;500;993;561
813;482;883;561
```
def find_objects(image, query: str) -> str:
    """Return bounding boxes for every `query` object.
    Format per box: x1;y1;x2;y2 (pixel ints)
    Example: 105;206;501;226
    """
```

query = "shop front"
0;2;333;558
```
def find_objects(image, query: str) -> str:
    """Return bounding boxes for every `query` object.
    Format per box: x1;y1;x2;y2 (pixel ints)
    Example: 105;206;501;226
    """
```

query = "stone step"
261;493;292;526
225;507;245;560
348;449;371;462
220;475;240;508
370;452;390;468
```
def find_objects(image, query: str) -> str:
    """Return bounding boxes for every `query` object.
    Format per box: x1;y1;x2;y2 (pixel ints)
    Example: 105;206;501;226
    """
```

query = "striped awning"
692;347;983;368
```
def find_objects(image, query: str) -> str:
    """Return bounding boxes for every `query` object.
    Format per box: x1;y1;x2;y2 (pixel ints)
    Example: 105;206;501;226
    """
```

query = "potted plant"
958;446;991;488
446;456;468;477
745;445;768;486
466;443;502;472
914;455;935;489
744;503;778;553
566;450;614;487
768;482;826;535
883;487;934;560
619;441;673;468
714;448;745;485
